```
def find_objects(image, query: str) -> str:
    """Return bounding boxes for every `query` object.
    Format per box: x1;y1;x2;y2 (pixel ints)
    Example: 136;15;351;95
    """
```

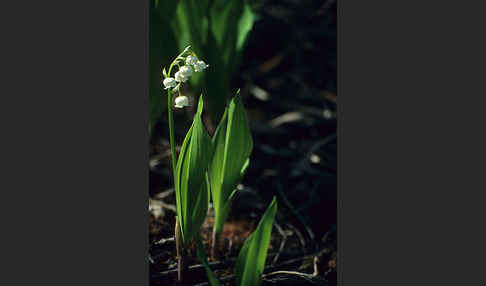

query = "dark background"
3;0;486;286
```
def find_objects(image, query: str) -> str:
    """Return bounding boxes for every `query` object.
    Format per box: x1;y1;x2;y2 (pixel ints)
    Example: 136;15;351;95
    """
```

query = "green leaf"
196;236;222;286
235;197;278;286
231;1;255;73
208;0;255;80
236;2;254;51
174;95;212;244
240;158;250;176
209;91;253;234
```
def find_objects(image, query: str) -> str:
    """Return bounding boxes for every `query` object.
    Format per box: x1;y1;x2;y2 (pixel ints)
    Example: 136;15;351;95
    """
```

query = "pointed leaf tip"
197;94;204;115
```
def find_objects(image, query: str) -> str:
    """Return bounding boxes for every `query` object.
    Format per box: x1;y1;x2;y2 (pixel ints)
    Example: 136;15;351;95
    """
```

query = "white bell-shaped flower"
174;95;189;108
185;55;198;66
194;60;209;72
179;65;193;77
163;77;177;89
174;70;188;83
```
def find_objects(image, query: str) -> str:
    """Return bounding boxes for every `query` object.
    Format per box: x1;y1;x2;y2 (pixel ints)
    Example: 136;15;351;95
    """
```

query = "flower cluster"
162;46;209;109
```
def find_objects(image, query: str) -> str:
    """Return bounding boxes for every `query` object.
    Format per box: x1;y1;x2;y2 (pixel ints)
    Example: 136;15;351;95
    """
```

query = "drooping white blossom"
185;55;198;66
174;95;189;108
163;77;177;89
179;65;193;77
194;60;209;72
175;70;189;83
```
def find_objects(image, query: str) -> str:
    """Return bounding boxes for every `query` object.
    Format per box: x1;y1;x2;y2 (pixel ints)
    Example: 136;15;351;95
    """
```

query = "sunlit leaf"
209;90;253;234
235;197;278;286
174;95;212;244
232;2;255;72
236;2;254;51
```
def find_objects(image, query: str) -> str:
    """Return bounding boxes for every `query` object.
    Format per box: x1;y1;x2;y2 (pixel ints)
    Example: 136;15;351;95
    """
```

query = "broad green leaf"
208;107;228;231
235;197;278;286
174;124;193;240
236;2;254;52
209;91;253;234
196;236;222;286
231;2;255;74
174;95;212;244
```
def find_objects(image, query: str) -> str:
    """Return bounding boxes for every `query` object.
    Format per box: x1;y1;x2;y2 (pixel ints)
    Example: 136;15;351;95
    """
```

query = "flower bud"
163;77;177;89
174;95;189;108
185;55;198;66
194;60;209;72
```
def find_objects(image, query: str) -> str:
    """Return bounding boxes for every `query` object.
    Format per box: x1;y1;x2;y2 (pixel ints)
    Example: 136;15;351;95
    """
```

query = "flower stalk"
167;88;177;179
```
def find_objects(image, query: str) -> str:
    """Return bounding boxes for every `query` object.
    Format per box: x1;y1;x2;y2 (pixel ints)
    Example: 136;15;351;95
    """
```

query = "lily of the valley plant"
161;46;277;286
162;46;210;281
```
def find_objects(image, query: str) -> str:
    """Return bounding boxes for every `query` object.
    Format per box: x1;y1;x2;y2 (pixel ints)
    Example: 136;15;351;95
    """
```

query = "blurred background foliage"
149;0;256;135
148;0;177;135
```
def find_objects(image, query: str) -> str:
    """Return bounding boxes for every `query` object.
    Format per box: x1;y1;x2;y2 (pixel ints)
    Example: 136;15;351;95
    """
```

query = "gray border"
2;0;148;285
339;1;486;286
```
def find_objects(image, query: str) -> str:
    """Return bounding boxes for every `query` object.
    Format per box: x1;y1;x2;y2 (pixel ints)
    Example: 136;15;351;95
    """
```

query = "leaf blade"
175;95;212;244
235;197;278;286
209;92;253;234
